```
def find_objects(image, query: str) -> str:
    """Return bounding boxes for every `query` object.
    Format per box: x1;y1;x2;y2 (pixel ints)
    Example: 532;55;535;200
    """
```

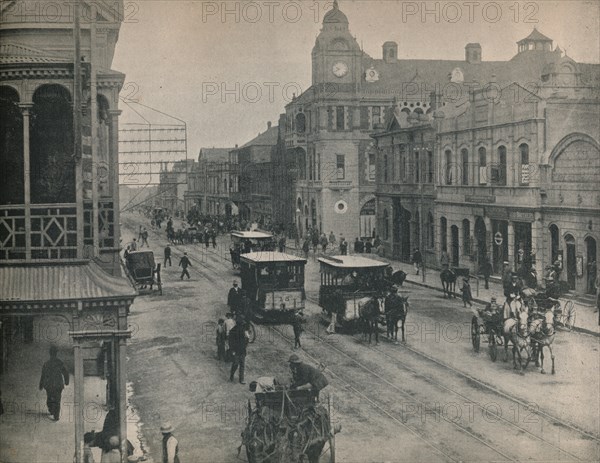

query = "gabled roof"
241;126;279;148
0;261;136;307
198;148;234;163
518;28;552;44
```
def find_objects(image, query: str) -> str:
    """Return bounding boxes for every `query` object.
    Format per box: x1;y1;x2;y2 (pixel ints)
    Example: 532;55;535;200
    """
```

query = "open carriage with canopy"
471;300;504;361
230;231;275;269
239;252;306;324
318;256;393;333
241;389;338;463
124;250;162;295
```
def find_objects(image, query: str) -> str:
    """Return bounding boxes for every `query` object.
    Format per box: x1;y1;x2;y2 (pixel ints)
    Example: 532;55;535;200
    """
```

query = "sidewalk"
287;242;600;337
0;317;107;463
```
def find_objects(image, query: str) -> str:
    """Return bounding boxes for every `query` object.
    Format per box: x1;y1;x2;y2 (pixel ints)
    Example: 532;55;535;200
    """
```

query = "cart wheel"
564;301;576;330
247;322;257;343
489;334;498;362
471;317;480;352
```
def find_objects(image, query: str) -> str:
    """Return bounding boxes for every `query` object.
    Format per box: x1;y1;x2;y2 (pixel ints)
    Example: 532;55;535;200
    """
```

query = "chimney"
465;43;482;63
382;41;398;64
267;121;272;129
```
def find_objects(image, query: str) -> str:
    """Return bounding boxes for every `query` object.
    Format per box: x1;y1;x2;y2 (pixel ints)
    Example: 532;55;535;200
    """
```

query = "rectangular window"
368;153;376;181
316;153;321;180
427;151;434;183
372;106;381;127
415;152;420;183
520;144;530;185
336;154;345;180
336;106;345;131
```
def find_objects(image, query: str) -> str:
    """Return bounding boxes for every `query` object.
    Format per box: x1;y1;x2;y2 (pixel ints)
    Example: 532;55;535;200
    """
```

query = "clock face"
332;61;348;78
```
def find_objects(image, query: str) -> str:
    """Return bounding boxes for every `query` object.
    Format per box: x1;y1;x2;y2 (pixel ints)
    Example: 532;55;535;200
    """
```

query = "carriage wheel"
471;317;480;352
489;334;498;362
564;301;576;330
247;322;257;343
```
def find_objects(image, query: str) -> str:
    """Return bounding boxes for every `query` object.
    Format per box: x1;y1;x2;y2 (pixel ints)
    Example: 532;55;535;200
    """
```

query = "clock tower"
311;0;362;87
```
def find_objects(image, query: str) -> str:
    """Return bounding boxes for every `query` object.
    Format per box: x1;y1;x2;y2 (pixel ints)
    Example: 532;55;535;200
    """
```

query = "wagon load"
240;389;338;463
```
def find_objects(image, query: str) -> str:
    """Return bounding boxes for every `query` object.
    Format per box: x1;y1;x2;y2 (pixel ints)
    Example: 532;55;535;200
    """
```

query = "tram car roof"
231;231;274;239
318;255;390;269
240;252;307;264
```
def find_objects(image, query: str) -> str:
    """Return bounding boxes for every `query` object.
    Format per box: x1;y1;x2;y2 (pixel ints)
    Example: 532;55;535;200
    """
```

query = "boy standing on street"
216;318;227;361
292;311;304;349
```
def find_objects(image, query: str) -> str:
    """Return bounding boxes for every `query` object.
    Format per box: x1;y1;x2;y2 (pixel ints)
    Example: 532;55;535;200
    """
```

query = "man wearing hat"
504;273;523;300
288;355;328;399
178;252;192;280
160;422;180;463
228;317;249;384
227;280;243;315
39;345;69;421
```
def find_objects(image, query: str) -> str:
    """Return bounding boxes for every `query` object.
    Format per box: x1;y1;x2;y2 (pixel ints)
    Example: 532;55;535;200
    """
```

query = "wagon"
471;304;504;361
239;252;306;325
124;250;162;295
523;289;576;331
318;256;392;333
241;389;338;463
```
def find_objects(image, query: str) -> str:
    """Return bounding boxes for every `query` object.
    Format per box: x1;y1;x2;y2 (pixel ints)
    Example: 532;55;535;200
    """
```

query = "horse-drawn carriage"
471;300;504;361
239;252;306;325
230;231;275;270
241;389;338;463
522;288;576;331
124;250;162;295
318;256;403;335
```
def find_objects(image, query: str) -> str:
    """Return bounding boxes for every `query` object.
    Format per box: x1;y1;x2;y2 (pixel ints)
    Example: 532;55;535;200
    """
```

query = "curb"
401;277;600;338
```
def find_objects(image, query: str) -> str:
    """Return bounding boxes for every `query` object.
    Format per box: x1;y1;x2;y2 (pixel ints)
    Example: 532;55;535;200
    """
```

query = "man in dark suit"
227;280;243;315
229;317;249;384
39;345;69;421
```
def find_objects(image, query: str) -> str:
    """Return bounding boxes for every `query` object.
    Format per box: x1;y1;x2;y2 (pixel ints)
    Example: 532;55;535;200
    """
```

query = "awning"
0;260;136;310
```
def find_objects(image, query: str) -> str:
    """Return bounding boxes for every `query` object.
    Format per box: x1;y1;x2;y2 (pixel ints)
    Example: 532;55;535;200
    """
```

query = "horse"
502;310;531;374
529;309;556;374
385;294;409;343
359;297;381;345
440;268;457;298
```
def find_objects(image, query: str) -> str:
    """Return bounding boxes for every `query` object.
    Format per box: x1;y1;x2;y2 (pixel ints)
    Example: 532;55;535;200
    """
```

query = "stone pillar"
457;221;464;264
508;221;515;271
72;309;85;463
353;106;361;129
484;216;493;268
532;212;543;280
19;103;33;260
117;338;128;462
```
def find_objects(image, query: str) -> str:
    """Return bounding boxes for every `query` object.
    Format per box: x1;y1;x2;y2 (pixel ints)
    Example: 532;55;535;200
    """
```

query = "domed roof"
323;0;348;24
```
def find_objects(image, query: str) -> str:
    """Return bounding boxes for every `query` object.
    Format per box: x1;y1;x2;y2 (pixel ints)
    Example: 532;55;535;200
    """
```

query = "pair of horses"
358;293;410;345
501;298;556;374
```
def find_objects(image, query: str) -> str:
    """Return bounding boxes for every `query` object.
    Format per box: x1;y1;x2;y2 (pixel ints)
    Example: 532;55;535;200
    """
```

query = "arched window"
31;84;75;203
428;212;435;249
445;150;453;185
549;224;560;263
383;155;388;183
493;146;507;186
296;112;306;133
0;86;24;204
462;219;471;255
519;143;529;185
383;209;389;240
461;148;469;185
223;178;228;192
478;147;487;184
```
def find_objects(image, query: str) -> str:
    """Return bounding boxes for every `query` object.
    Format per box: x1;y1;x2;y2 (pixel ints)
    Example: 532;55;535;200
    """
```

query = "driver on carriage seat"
288;355;329;400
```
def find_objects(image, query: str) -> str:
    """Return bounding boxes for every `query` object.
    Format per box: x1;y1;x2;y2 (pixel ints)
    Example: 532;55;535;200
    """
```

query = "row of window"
381;146;435;184
298;153;346;181
289;106;385;134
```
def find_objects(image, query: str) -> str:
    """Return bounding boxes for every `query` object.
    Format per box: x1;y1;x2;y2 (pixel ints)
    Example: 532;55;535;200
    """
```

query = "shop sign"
494;232;503;246
510;210;534;222
485;207;509;220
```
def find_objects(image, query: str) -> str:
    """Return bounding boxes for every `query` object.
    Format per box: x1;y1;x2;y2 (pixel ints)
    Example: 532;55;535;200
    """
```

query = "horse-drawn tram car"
241;389;337;463
230;230;275;269
240;252;307;324
318;256;393;333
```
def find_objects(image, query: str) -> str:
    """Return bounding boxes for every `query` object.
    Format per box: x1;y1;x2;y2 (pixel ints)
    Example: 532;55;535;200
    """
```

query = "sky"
112;0;600;158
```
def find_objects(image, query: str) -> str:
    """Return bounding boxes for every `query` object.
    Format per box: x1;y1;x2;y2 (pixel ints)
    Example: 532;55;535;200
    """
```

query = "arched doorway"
440;217;447;252
474;216;487;266
585;236;597;294
360;199;376;238
565;234;576;291
450;225;459;266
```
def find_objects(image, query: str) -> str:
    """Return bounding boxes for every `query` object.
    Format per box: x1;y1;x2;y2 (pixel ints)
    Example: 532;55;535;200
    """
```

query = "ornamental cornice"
0;67;72;80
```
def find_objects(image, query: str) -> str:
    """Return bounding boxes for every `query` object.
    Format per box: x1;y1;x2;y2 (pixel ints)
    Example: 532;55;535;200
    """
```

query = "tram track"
127;217;598;462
